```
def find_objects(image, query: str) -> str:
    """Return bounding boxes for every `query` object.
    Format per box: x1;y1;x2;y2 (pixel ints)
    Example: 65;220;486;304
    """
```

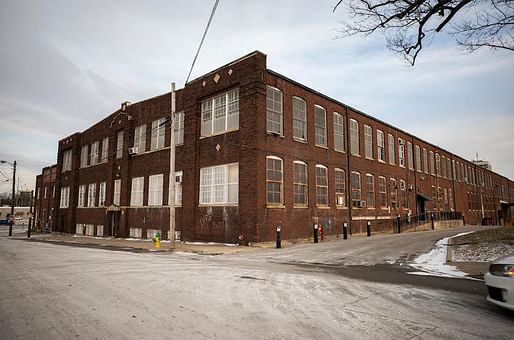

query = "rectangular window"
390;178;398;209
335;168;345;207
265;157;283;205
60;187;70;208
151;118;166;150
44;186;47;199
88;183;96;207
364;125;373;159
378;176;387;207
415;145;421;172
315;106;327;147
407;142;413;169
366;174;374;207
202;89;240;136
377;130;385;162
174;112;184;145
449;188;454;210
333;112;344;151
169;171;183;206
116;131;124;159
90;141;99;165
293;97;307;141
448;158;453;180
80;145;88;168
99;182;106;207
316;165;328;206
436;153;441;176
432;186;437;204
423;148;429;174
351;172;361;207
200;163;239;205
133;124;146;154
442;156;447;178
266;86;282;135
148;174;163;206
388;134;395;165
62;149;73;172
400;180;407;208
130;177;144;206
350;119;359;155
114;179;121;206
78;185;86;207
293;162;308;206
101;137;109;162
430;151;435;175
398;138;405;167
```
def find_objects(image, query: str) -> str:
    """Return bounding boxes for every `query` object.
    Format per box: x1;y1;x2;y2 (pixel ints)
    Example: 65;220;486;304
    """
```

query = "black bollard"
276;226;281;249
367;221;371;237
8;220;13;237
343;222;348;240
431;214;435;230
397;215;401;234
313;224;319;243
462;215;465;226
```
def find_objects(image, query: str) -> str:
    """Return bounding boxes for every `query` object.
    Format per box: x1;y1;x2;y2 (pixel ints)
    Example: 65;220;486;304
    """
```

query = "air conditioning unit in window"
175;174;182;183
128;147;138;155
359;200;367;207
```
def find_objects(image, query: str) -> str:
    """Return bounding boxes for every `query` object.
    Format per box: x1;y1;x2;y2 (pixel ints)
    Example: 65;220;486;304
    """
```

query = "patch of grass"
451;227;514;262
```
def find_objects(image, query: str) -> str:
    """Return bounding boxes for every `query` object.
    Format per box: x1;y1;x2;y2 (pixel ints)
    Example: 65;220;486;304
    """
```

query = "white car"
484;254;514;311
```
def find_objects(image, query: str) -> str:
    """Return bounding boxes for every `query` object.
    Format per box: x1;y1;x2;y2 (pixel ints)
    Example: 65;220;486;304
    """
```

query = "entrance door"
107;211;119;237
60;214;65;233
417;197;426;220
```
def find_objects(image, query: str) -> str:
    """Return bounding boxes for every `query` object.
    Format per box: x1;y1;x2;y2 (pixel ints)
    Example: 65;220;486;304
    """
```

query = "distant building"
33;51;514;241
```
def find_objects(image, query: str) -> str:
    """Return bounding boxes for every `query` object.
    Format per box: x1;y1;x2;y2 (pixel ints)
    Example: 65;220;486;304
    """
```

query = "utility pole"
9;161;16;237
28;189;33;238
169;82;176;249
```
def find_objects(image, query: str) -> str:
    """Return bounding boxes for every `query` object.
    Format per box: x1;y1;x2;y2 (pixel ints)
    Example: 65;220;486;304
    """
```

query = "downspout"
345;105;352;235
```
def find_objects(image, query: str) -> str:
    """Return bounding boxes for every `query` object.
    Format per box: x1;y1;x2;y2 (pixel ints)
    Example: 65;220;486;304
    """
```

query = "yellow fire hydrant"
152;232;161;248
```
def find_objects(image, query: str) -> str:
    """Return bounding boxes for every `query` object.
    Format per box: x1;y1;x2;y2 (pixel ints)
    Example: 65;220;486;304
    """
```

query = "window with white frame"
430;151;435;175
378;176;387;207
174;112;184;145
423;148;429;174
364;125;372;159
169;171;183;206
133;124;146;154
335;168;345;207
114;179;121;206
52;185;55;198
99;182;106;206
62;149;72;172
148;174;163;206
407;142;413;169
333;112;344;152
388;134;395;165
390;178;398;208
293;97;307;141
366;174;375;207
314;105;327;147
398;138;405;167
202;89;240;136
266;157;282;205
101;137;109;162
130;177;144;206
88;183;96;207
415;145;421;172
351;172;361;207
200;163;239;205
151;118;166;150
350;119;359;155
400;180;407;208
442;156;446;178
80;145;88;168
44;186;47;199
293;161;308;206
116;131;124;159
78;185;86;207
90;141;99;165
377;130;385;162
316;165;328;206
448;158;452;180
436;153;441;176
266;87;282;135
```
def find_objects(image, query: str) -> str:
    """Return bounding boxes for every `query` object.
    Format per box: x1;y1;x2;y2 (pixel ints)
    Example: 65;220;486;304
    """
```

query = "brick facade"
34;51;514;243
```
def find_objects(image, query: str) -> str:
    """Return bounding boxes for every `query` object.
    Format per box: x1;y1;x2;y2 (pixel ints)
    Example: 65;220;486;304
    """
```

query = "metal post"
366;220;371;237
343;222;348;240
462;215;465;226
27;190;33;238
276;226;281;249
169;82;176;249
431;213;435;230
397;214;401;234
313;224;318;243
8;161;16;237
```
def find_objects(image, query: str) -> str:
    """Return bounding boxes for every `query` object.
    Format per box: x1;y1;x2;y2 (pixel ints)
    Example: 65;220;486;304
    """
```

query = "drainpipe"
345;105;352;235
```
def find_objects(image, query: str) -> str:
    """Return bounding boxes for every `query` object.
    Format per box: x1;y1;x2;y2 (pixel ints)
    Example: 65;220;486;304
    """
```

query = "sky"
1;0;513;194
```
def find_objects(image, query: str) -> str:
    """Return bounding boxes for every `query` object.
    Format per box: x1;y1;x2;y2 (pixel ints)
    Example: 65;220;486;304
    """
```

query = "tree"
333;0;514;65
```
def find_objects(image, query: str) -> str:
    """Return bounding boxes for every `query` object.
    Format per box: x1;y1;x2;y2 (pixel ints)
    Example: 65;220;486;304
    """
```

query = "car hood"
492;254;514;265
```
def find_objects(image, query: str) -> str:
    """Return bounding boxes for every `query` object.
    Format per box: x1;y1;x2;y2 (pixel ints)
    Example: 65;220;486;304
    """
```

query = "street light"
0;160;16;237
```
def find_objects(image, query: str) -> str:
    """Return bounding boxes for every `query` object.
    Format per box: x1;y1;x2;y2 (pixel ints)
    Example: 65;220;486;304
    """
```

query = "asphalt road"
0;226;512;339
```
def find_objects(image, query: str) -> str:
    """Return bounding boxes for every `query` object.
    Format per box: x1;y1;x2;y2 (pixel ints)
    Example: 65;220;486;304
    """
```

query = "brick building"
34;51;514;243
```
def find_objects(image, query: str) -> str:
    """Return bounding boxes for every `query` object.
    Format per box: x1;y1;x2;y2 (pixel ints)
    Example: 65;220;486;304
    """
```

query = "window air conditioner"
175;174;182;183
128;147;138;155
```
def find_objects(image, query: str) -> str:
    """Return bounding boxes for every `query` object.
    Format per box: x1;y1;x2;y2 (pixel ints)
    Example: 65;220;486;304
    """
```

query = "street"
0;226;512;339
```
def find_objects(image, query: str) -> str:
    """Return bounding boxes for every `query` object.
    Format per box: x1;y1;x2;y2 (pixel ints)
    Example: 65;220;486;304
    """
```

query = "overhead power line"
184;0;220;85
